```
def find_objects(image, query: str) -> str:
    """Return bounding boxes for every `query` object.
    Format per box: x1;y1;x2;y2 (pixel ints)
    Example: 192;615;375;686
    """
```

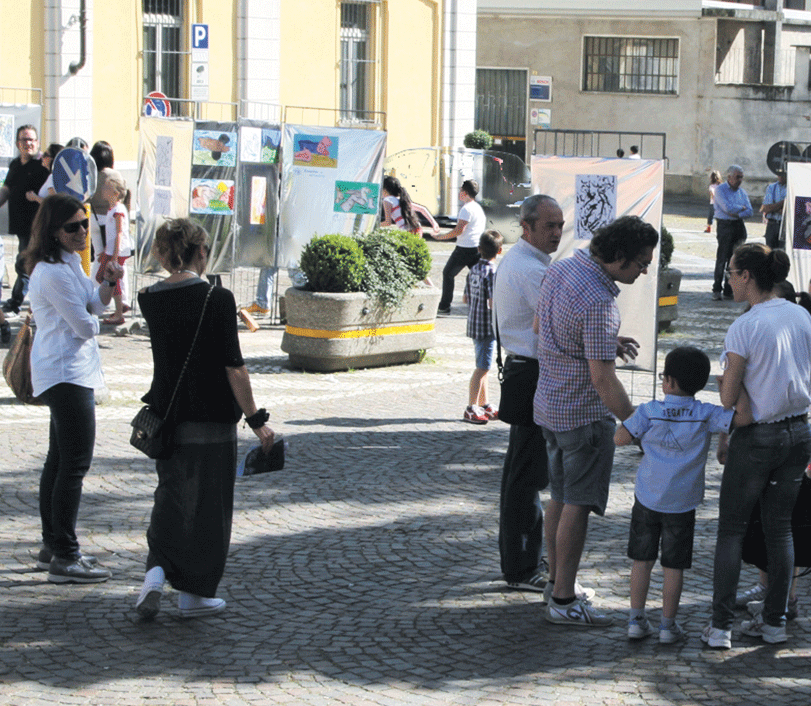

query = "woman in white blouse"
25;194;123;584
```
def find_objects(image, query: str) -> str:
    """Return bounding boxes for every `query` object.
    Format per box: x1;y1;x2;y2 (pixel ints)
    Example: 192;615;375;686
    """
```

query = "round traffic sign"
52;147;98;201
143;91;171;118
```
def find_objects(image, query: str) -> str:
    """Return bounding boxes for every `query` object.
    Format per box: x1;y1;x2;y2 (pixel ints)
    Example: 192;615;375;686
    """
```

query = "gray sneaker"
48;556;111;584
735;583;766;608
546;597;612;627
36;546;97;571
741;613;787;644
747;597;799;621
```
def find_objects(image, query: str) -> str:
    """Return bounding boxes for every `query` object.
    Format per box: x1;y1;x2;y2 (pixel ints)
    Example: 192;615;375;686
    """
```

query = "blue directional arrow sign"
52;147;98;201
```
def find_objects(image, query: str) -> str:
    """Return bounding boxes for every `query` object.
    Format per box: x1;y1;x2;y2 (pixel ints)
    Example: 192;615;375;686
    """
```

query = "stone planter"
281;286;441;372
657;267;682;331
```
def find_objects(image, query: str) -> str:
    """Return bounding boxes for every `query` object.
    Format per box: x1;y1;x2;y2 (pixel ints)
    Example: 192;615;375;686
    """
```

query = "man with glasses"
712;165;752;301
1;125;49;315
535;215;659;627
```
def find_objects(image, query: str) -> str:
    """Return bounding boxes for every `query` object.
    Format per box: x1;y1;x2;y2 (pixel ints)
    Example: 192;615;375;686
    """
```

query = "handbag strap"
161;284;214;421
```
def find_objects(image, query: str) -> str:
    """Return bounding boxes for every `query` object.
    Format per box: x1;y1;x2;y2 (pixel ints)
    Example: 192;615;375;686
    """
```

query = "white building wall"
44;0;94;145
442;0;477;148
238;0;282;122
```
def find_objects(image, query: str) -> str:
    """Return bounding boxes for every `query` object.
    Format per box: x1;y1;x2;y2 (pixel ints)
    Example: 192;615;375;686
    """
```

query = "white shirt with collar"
493;238;552;358
29;250;107;396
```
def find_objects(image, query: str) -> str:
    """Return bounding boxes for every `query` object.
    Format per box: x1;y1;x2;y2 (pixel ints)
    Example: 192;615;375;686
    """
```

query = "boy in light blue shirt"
615;346;752;644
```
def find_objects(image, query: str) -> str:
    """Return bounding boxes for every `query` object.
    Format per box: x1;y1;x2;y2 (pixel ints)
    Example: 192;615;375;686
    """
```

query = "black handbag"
130;285;213;459
495;320;539;426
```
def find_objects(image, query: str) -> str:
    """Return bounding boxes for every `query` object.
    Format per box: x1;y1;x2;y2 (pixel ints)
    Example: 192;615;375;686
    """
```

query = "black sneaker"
0;322;10;344
48;556;111;584
437;307;451;315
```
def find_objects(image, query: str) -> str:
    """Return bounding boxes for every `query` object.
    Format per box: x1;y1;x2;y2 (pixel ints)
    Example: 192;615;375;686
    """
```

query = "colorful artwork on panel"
190;178;235;215
250;176;267;225
193;130;238;167
334;181;379;214
293;134;338;168
793;196;811;250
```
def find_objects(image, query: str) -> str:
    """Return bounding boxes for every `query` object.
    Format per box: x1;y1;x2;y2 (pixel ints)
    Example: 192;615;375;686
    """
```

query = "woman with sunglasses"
24;193;124;583
134;218;274;620
704;242;811;648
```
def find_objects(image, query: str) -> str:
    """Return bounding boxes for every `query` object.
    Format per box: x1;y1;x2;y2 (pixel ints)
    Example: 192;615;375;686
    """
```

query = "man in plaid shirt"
535;215;659;627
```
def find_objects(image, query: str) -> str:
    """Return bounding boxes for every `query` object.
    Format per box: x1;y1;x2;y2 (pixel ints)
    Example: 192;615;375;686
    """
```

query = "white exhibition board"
784;161;811;293
531;156;664;373
279;124;387;268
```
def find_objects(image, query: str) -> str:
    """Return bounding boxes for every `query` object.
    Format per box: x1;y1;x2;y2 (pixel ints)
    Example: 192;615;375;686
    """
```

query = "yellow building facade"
0;0;474;182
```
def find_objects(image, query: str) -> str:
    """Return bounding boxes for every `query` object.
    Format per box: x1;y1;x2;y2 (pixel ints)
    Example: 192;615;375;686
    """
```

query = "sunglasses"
62;218;89;233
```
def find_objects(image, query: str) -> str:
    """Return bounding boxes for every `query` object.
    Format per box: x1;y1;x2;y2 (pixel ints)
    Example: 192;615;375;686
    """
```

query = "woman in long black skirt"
135;218;274;619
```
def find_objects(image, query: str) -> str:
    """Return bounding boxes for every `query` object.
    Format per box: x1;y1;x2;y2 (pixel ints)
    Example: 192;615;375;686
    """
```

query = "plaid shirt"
534;248;621;432
465;258;495;340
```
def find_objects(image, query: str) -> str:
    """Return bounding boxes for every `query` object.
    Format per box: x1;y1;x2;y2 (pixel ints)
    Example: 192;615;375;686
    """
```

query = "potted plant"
281;228;441;371
657;226;682;331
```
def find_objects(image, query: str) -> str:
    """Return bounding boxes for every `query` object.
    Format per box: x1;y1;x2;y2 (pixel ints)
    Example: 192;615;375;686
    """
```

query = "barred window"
340;2;378;122
143;0;184;108
583;37;679;95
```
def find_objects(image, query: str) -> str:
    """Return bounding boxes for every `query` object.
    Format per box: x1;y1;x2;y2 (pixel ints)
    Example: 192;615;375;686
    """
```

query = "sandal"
103;316;125;326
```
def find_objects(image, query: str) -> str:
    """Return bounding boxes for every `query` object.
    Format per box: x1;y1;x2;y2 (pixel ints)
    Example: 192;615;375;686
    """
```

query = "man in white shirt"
435;179;486;314
493;194;563;592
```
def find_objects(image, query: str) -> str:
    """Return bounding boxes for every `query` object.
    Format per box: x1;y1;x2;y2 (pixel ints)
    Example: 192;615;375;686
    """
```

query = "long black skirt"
146;421;237;597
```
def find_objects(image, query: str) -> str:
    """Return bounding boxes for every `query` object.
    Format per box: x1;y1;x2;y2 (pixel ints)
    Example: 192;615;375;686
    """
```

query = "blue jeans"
712;418;811;629
39;383;96;560
255;267;277;309
439;246;479;310
499;422;548;581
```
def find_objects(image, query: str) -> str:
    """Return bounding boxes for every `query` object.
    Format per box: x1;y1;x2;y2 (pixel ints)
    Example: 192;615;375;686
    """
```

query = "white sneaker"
659;621;687;644
628;616;655;640
740;613;787;644
735;583;766;608
701;624;732;649
546;597;612;627
543;580;596;604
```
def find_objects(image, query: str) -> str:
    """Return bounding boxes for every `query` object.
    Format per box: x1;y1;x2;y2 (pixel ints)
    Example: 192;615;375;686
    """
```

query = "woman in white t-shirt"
706;243;811;648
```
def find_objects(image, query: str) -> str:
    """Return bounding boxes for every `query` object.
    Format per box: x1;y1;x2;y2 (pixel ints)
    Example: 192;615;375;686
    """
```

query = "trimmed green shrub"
358;230;417;311
463;130;494;150
300;234;365;292
386;228;432;281
659;226;674;270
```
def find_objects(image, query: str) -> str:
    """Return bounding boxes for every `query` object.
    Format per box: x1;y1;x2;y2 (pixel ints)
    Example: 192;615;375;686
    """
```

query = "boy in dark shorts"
615;346;752;643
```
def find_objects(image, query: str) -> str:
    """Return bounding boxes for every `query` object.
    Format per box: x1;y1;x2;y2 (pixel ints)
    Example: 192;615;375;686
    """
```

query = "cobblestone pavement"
2;204;811;706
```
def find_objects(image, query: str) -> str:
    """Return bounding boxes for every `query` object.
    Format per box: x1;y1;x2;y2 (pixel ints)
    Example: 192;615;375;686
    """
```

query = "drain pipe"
68;0;87;75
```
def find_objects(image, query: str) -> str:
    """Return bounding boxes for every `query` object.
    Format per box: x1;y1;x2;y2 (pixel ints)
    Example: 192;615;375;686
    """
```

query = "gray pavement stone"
2;204;810;704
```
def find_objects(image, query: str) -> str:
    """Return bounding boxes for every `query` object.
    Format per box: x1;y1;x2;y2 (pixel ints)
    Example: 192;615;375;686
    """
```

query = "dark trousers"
439;246;480;310
765;219;784;250
8;252;29;308
39;383;96;559
713;219;746;295
499;422;548;581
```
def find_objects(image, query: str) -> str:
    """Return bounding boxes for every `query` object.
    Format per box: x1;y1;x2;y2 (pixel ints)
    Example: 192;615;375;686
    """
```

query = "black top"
4;156;49;246
139;280;244;424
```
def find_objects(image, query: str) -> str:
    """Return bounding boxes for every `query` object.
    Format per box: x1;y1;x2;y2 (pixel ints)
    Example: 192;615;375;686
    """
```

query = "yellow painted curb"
658;295;678;307
285;321;435;340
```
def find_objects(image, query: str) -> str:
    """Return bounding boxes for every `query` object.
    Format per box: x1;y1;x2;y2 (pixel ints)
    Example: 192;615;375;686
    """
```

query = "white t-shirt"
722;298;811;422
103;202;132;256
456;199;486;248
